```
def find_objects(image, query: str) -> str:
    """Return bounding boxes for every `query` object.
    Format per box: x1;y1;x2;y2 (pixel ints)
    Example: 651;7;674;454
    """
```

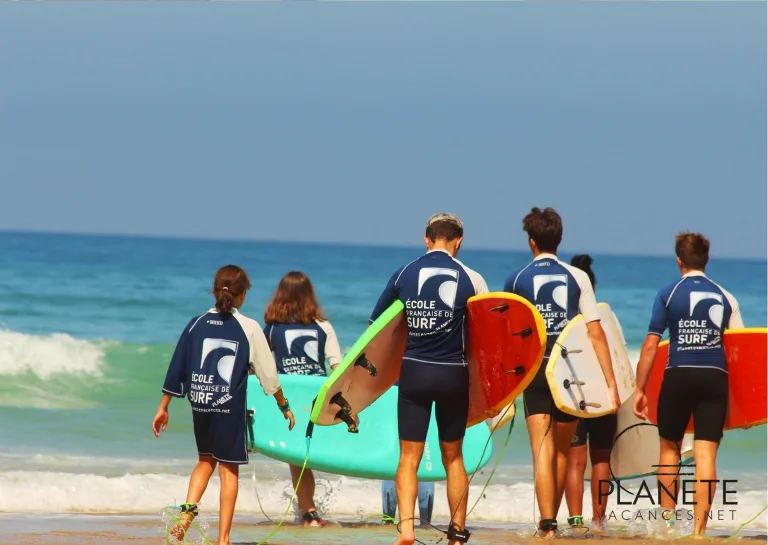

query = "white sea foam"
0;329;107;379
0;466;764;532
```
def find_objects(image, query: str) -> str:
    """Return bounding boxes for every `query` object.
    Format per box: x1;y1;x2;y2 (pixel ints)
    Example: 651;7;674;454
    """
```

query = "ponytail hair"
570;254;596;290
212;265;252;313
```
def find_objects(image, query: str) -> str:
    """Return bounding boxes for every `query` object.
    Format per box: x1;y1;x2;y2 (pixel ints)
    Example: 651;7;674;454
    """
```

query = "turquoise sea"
0;231;765;532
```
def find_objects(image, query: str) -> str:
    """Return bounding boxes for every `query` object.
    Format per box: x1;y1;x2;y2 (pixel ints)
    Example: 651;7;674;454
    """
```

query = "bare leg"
394;440;425;545
526;413;556;536
289;465;321;526
217;462;239;545
440;438;468;545
554;420;579;516
657;438;682;523
565;445;587;520
692;440;718;535
589;448;611;529
173;456;217;540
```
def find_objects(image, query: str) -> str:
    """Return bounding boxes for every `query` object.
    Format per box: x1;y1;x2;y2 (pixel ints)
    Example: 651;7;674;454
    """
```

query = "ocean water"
0;231;765;532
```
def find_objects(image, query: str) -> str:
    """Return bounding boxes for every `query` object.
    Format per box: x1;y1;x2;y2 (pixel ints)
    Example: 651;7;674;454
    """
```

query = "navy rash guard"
503;253;601;358
648;271;743;372
162;308;281;412
264;320;343;376
369;249;488;366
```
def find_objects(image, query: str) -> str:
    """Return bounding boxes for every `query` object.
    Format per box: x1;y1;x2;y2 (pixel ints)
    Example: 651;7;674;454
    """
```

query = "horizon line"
0;227;764;262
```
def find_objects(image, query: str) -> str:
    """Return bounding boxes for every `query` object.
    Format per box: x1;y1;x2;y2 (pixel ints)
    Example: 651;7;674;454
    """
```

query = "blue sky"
0;3;765;258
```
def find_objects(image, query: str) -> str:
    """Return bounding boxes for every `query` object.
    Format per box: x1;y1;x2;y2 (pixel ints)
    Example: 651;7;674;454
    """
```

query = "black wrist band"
279;401;290;413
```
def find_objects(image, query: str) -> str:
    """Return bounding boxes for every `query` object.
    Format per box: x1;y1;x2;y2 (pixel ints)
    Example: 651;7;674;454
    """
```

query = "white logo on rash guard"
417;267;459;309
200;338;239;384
285;329;319;362
533;274;568;310
689;292;724;328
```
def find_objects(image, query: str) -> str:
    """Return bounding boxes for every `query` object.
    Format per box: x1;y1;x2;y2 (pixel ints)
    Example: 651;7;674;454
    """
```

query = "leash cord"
163;437;311;545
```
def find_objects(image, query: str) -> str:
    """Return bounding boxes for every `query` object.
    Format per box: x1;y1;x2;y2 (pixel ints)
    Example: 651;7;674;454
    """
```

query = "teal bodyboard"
247;374;493;481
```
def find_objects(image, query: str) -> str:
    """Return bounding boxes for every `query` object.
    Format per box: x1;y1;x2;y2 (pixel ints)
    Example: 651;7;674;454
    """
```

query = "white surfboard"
486;401;515;431
546;303;635;418
585;401;694;480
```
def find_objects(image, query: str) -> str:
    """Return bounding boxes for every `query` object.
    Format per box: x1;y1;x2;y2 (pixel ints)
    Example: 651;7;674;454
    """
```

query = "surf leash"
388;404;518;545
162;403;317;545
446;402;515;529
394;403;518;545
465;407;516;518
251;470;275;523
361;513;397;525
161;504;215;545
162;448;311;545
726;505;767;540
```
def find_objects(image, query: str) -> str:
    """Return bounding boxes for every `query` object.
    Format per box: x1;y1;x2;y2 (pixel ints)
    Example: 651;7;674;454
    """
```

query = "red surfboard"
645;328;767;432
466;293;547;427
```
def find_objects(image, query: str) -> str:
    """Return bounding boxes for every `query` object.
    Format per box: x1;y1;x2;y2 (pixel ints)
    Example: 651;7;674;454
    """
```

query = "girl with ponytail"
152;264;295;545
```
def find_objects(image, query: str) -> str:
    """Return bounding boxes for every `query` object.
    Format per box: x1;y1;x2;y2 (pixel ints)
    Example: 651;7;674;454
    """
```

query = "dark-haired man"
503;207;619;536
370;213;488;545
634;232;742;535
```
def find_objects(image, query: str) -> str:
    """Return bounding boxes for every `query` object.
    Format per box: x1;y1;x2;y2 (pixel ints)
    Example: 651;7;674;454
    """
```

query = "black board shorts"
523;362;578;424
571;414;618;450
192;408;248;464
398;360;469;443
657;367;728;443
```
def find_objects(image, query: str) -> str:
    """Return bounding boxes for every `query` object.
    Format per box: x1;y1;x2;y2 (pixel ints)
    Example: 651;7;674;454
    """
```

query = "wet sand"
1;514;765;545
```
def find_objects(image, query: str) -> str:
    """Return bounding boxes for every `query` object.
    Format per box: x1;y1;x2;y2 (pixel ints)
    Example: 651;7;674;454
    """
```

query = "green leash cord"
466;410;516;518
164;436;312;545
726;505;767;540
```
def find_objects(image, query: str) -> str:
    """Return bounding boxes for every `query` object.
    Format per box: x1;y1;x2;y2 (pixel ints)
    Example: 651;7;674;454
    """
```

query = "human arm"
576;270;619;411
632;334;661;420
369;269;401;324
464;266;489;296
723;289;744;329
153;321;193;437
152;393;172;437
249;320;295;430
318;321;343;371
633;290;668;419
586;321;620;412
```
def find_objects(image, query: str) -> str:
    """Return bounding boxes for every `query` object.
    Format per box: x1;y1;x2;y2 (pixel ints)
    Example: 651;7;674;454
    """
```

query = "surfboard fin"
504;365;526;376
490;303;509;313
555;343;583;359
353;353;378;376
579;400;602;410
330;392;359;433
511;327;532;338
563;379;586;389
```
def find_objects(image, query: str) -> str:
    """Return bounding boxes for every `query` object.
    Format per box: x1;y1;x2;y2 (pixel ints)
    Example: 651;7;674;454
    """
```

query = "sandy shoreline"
1;513;765;545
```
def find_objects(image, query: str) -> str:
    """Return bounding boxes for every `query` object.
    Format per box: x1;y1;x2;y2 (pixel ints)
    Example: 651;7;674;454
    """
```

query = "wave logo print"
201;338;239;385
417;267;460;309
285;329;319;362
533;274;568;310
689;292;725;328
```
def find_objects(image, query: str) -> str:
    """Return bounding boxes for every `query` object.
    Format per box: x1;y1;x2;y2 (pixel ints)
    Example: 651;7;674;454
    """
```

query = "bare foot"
394;532;415;545
170;513;194;541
